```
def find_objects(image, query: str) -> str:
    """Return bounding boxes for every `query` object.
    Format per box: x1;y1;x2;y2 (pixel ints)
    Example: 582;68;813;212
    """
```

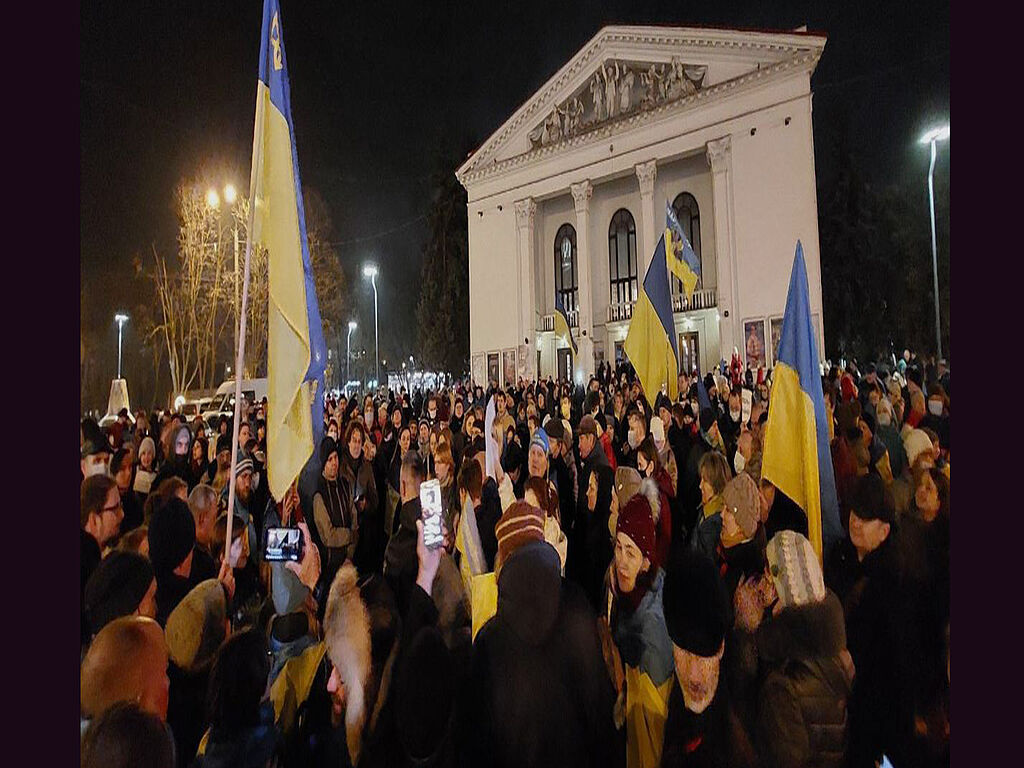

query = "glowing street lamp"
114;313;129;379
919;123;949;358
362;264;379;388
347;321;357;388
206;188;220;209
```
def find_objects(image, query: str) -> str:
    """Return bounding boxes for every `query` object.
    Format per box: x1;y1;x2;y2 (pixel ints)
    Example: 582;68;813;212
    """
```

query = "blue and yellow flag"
665;202;701;301
761;242;840;561
250;0;327;501
624;235;678;409
553;293;577;355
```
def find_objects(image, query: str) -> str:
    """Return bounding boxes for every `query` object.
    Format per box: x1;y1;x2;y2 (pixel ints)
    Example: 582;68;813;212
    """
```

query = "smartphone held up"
264;526;304;562
419;479;445;550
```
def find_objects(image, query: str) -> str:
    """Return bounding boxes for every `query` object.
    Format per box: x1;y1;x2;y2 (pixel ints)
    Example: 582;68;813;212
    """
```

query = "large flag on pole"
623;233;678;409
250;0;327;501
761;241;840;561
665;202;701;302
553;293;578;356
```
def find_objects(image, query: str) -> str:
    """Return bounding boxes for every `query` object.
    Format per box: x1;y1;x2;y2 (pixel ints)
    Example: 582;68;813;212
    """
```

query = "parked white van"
202;378;268;428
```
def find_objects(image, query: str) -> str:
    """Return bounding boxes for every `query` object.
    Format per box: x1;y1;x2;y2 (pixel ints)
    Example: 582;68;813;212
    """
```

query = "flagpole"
224;93;266;560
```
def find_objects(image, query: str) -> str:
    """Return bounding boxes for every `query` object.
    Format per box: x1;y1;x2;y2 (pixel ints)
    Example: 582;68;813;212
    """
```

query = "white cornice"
456;25;826;188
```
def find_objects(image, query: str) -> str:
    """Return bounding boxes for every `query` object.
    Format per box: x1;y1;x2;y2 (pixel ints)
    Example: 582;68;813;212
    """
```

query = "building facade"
457;25;828;387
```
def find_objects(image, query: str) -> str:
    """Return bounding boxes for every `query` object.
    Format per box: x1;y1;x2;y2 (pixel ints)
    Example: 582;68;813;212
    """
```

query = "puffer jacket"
756;591;854;768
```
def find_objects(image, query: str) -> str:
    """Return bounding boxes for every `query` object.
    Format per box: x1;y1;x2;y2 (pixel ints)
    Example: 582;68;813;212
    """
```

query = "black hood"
757;590;847;663
496;540;561;647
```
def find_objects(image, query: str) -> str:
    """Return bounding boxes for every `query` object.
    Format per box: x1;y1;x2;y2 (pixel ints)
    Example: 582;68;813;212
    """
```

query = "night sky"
80;0;949;408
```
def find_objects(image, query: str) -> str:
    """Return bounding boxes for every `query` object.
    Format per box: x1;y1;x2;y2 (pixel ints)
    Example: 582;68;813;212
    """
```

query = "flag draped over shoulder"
553;293;578;355
665;202;701;301
250;0;327;501
761;241;840;561
624;234;678;409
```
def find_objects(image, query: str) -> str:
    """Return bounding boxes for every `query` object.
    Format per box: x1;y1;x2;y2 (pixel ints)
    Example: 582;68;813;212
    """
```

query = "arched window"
554;223;578;312
671;192;702;292
608;208;638;306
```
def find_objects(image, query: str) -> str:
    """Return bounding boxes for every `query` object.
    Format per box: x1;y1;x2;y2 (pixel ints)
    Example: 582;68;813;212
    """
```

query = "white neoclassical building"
457;24;828;387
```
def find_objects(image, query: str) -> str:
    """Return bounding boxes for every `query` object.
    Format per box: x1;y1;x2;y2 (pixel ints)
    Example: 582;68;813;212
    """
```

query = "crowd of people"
79;351;950;767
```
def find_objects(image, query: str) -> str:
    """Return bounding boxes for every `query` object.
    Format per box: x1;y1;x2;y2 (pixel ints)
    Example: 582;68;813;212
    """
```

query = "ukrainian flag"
665;202;701;301
624;235;678;408
249;0;327;501
761;242;840;561
554;293;577;355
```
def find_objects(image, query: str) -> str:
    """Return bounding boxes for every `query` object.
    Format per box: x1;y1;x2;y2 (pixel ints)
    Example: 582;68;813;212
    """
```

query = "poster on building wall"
487;353;500;385
502;348;517;388
518;344;528;380
769;316;784;368
472;354;485;387
743;318;767;371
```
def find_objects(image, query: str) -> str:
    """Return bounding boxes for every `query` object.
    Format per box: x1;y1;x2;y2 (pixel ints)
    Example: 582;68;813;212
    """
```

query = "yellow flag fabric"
624;665;674;768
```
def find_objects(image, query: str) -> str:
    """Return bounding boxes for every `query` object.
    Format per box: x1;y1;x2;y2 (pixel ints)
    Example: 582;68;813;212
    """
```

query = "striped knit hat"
495;500;546;572
765;531;825;608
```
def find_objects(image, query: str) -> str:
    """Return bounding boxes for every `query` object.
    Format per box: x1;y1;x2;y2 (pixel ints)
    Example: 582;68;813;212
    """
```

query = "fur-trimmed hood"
323;563;372;763
639;476;662;526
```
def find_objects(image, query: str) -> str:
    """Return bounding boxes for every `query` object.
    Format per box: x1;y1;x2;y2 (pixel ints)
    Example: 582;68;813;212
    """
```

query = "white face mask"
365;411;374;427
730;409;741;423
428;408;437;419
928;399;943;416
877;411;892;427
628;429;640;449
83;460;109;478
734;452;746;474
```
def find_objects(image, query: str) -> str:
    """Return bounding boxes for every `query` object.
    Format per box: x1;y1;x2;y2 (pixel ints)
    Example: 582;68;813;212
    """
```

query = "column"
707;136;737;364
514;197;538;380
570;179;595;378
634;160;658;280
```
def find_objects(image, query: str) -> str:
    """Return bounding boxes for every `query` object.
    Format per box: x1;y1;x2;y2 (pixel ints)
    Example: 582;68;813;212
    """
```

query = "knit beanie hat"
271;562;310;616
663;549;730;656
722;472;760;539
139;436;157;460
699;408;717;434
616;495;656;562
495;500;546;570
766;531;825;608
320;436;339;467
530;427;550;455
148;497;196;575
233;452;254;479
544;417;565;444
83;552;154;635
164;579;228;673
215;434;232;456
614;466;643;508
903;428;932;467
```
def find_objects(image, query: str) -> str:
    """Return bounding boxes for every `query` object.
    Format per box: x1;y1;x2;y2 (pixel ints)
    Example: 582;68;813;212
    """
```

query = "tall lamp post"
347;321;358;391
207;183;241;371
919;124;949;359
114;313;129;379
363;264;379;388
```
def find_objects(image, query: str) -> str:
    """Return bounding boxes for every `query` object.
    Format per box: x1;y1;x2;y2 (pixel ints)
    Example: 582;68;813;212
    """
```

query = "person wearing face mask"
719;388;744;460
919;383;950;455
661;550;757;767
602;492;674;768
82;420;114;480
618;407;648;468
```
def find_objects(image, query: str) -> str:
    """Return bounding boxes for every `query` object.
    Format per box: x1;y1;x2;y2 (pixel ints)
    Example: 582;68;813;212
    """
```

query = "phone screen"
264;526;304;562
419;479;445;550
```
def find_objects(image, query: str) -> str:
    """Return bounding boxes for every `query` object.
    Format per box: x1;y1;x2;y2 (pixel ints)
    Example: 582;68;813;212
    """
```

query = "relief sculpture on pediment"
528;57;707;150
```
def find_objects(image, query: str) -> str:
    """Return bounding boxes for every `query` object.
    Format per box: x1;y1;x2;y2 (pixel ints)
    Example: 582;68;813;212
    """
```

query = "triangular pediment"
457;25;826;185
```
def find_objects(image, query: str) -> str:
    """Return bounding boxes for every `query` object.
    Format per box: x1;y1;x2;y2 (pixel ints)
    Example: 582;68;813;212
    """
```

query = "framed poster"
742;318;767;371
769;316;784;368
472;354;485;387
518;344;528;379
502;348;516;389
487;353;500;386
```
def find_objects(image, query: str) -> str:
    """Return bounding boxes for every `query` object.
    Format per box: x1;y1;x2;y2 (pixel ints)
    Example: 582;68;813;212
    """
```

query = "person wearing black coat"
464;540;620;768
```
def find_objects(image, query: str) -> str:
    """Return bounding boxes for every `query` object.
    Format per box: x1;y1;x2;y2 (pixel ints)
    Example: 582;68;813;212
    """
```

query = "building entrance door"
557;348;573;382
679;332;700;376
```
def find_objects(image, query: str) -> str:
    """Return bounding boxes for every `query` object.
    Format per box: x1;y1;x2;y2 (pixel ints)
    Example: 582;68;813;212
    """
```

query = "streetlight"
207;182;241;370
919;123;949;359
362;264;379;388
347;320;357;390
114;313;129;379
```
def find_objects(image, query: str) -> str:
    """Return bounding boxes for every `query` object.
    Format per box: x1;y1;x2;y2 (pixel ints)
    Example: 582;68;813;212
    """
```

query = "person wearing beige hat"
716;472;767;601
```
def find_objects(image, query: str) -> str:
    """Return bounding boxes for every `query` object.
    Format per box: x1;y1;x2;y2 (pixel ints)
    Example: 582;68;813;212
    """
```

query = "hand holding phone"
419;479;445;550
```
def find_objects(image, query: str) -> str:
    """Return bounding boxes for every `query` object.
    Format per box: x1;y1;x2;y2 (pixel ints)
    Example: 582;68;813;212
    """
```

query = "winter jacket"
660;680;757;768
650;468;674;568
195;701;282;768
756;591;854;768
690;494;723;562
680;434;713;543
465;540;621;768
